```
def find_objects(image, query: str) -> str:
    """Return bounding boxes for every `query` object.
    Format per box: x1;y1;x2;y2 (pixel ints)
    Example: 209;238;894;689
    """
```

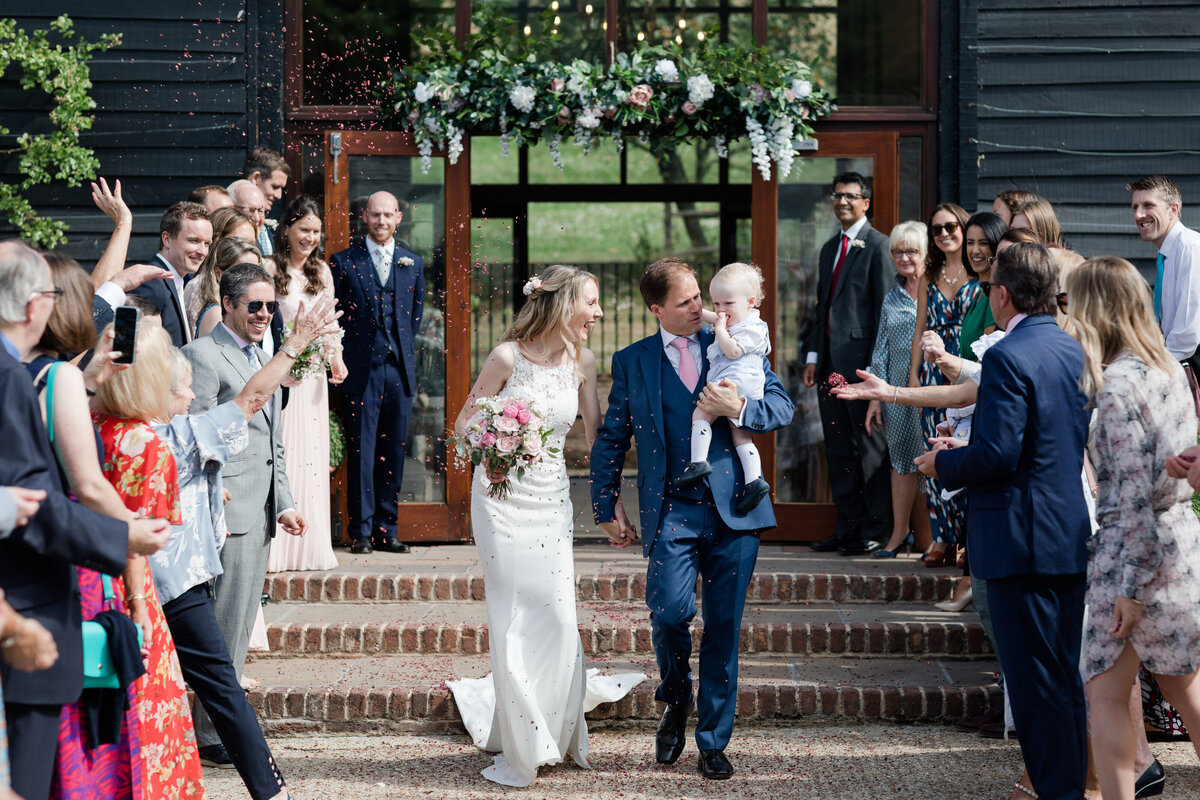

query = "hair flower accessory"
522;276;543;296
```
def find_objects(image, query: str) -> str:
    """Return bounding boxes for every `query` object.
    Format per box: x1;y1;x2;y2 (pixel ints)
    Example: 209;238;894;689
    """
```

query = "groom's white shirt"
657;326;748;428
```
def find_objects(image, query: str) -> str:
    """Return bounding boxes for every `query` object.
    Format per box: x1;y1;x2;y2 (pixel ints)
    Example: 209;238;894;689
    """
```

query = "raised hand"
91;177;132;228
286;296;342;351
830;369;891;402
110;263;173;293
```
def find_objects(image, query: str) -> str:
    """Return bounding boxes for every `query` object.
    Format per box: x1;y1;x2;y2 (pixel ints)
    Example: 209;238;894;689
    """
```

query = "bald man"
228;180;271;256
329;192;424;554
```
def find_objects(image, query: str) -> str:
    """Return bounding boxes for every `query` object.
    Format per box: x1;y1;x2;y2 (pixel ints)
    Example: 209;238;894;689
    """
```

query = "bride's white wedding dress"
448;343;644;787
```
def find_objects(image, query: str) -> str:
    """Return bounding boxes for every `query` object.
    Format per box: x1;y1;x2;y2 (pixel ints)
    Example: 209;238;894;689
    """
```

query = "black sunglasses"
979;281;994;297
931;222;960;236
1056;292;1068;312
238;299;278;315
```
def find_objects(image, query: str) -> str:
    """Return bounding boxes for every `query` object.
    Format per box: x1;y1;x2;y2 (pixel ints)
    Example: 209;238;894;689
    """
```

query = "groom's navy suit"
591;328;793;751
937;314;1091;800
329;238;424;544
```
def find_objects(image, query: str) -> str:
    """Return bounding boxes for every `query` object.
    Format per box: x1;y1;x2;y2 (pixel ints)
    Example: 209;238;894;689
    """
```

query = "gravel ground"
201;724;1200;799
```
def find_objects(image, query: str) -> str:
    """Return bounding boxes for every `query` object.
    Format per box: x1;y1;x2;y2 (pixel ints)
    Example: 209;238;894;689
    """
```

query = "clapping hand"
830;369;891;402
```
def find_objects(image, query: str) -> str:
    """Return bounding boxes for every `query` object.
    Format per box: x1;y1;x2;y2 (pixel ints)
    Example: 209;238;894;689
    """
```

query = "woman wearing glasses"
907;202;974;568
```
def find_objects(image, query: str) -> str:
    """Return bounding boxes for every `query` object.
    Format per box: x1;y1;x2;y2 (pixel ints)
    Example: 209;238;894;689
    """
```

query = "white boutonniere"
264;218;278;231
850;238;866;249
398;256;414;266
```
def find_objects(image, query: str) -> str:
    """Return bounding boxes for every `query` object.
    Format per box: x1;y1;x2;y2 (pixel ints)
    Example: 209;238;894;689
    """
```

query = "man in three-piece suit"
184;263;307;763
591;258;794;780
803;172;893;555
329;191;425;555
129;201;213;347
0;241;169;799
920;243;1091;800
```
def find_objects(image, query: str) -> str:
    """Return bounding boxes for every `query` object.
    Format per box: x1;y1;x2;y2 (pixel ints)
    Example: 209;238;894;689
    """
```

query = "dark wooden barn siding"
0;1;283;266
958;0;1200;274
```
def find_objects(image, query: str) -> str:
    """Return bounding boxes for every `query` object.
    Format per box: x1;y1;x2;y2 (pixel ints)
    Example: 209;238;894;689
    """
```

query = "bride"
449;264;643;787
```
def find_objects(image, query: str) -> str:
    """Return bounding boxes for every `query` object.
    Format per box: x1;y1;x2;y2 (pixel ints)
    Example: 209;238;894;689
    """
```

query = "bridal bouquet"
285;323;343;382
453;396;557;499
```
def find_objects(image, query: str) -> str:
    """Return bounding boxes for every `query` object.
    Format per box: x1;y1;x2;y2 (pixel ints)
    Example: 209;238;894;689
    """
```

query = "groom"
591;257;794;779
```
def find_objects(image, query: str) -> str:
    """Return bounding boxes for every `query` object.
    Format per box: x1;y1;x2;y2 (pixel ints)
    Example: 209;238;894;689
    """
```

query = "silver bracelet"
892;386;899;405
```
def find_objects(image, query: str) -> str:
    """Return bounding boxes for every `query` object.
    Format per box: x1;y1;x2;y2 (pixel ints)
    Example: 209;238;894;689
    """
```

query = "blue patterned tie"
243;343;260;371
1153;252;1166;323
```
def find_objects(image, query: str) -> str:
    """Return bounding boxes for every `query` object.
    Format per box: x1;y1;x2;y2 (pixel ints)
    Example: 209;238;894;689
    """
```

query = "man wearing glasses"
803;172;893;555
183;262;307;765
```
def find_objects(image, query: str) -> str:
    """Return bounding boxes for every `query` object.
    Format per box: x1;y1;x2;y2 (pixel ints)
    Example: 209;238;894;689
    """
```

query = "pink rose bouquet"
453;395;558;499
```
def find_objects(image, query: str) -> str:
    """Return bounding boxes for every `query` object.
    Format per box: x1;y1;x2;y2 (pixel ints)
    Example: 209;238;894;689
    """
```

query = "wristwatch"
279;345;300;359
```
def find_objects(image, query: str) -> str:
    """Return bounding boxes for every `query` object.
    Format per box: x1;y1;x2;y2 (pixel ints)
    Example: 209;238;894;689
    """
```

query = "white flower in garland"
791;78;812;100
510;85;536;113
610;127;625;153
746;116;771;181
576;106;601;130
654;59;679;83
447;122;464;165
714;134;728;159
548;134;564;170
687;74;714;106
414;81;436;104
418;137;433;175
767;116;795;180
567;73;590;97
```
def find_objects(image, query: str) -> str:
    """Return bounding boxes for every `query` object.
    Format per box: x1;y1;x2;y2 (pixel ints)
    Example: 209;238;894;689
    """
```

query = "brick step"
259;601;991;657
242;653;1000;734
265;569;959;605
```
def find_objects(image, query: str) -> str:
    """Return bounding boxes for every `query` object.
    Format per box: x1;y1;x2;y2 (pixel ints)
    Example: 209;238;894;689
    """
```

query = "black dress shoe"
676;460;712;487
697;749;733;779
373;539;411;554
198;743;236;769
734;478;770;514
1135;758;1165;797
809;535;848;552
839;539;882;556
349;539;373;554
655;699;692;764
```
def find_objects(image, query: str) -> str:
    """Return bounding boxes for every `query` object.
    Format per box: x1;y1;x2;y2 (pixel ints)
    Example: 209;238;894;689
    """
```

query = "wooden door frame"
752;129;899;542
324;130;473;541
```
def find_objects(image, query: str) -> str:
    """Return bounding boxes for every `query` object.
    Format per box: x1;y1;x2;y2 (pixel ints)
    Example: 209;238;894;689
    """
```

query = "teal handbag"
82;574;143;689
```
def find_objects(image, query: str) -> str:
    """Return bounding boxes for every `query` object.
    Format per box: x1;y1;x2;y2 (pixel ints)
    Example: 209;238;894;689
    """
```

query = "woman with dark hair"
907;202;975;567
958;212;1008;361
266;196;347;571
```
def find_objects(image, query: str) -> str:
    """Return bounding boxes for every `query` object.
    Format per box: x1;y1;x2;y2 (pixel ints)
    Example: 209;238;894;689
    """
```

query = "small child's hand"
715;311;728;329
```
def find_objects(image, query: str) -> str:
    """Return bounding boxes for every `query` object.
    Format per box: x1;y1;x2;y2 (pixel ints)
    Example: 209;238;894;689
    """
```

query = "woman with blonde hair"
1012;198;1064;247
992;189;1041;226
186;236;262;339
448;265;641;787
92;323;206;799
1071;256;1200;800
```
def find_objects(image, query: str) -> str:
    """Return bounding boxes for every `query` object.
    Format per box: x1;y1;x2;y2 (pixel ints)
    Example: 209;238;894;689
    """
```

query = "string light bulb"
637;31;645;41
697;30;706;41
679;19;687;28
602;19;607;30
554;15;561;24
551;0;558;9
675;33;683;44
523;24;532;36
585;3;593;12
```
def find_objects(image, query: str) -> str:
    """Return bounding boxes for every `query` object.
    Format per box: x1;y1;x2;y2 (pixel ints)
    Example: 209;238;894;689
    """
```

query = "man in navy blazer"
329;191;424;554
919;243;1091;800
0;241;170;799
129;201;212;347
591;258;793;779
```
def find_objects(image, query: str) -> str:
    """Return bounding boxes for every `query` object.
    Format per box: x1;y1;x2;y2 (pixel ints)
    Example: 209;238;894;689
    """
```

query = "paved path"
201;725;1200;799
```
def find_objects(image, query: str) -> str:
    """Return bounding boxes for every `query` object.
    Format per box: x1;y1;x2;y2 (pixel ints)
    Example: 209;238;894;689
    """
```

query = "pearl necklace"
942;264;965;288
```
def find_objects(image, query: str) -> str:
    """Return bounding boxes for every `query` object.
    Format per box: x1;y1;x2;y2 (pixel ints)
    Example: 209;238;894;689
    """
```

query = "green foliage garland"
377;8;833;181
0;15;118;248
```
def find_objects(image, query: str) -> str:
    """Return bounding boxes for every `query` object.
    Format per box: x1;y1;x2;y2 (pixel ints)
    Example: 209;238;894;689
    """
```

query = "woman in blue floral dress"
907;203;975;566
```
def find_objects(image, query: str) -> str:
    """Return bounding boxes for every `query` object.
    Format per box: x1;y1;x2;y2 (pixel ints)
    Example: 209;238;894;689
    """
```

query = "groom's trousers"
646;493;760;751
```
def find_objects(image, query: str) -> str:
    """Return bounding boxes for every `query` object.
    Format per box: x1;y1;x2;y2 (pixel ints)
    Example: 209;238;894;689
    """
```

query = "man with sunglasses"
803;172;893;555
183;263;307;765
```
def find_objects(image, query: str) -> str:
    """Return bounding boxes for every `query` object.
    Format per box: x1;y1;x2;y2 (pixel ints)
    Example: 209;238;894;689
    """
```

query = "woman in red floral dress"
92;324;206;800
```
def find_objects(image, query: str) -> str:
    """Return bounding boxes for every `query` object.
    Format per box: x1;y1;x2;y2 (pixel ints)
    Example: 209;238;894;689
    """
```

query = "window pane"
303;0;455;106
470;137;520;185
527;138;621;184
898;135;923;224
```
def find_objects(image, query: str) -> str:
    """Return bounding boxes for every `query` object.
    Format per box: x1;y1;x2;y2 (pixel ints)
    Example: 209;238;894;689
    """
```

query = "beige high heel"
935;586;973;612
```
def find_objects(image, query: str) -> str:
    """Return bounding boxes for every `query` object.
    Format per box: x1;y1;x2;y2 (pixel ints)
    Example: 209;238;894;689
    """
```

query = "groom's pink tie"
672;336;698;392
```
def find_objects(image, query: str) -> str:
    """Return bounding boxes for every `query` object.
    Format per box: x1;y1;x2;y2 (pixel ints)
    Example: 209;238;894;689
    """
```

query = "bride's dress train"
447;344;643;787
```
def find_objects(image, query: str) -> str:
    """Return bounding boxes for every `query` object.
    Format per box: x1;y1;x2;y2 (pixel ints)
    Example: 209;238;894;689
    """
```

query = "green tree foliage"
0;15;118;248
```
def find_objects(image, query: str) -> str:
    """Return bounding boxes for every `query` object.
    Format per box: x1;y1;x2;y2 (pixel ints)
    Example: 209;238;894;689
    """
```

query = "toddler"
677;262;772;513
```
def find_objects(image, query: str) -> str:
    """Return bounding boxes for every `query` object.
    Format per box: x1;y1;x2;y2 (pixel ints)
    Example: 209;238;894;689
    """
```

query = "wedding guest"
919;242;1091;800
866;221;932;559
92;323;206;798
1072;256;1200;799
229;180;269;254
128;201;212;347
992;189;1040;227
267;196;347;571
958;212;1007;361
802;172;893;555
1128;176;1200;412
187;236;263;340
189;185;234;215
908;202;974;567
239;148;290;257
1011;198;1064;247
209;207;258;246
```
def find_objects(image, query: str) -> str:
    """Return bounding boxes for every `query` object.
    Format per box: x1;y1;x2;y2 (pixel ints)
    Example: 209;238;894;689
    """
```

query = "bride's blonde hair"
502;265;598;364
1066;255;1176;397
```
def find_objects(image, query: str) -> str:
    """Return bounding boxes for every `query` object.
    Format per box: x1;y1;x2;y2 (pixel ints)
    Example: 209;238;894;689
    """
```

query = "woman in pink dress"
266;196;346;571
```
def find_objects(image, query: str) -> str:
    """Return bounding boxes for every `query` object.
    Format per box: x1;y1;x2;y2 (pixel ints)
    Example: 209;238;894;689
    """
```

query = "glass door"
324;131;472;541
755;131;899;541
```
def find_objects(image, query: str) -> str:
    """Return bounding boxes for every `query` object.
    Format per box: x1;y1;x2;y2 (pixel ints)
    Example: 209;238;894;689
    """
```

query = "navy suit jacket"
328;240;424;396
936;314;1091;579
0;347;128;705
590;330;795;556
128;254;188;347
92;295;114;338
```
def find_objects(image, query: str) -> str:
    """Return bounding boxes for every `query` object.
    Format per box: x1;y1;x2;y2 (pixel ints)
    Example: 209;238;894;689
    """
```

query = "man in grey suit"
183;263;307;766
802;172;893;554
